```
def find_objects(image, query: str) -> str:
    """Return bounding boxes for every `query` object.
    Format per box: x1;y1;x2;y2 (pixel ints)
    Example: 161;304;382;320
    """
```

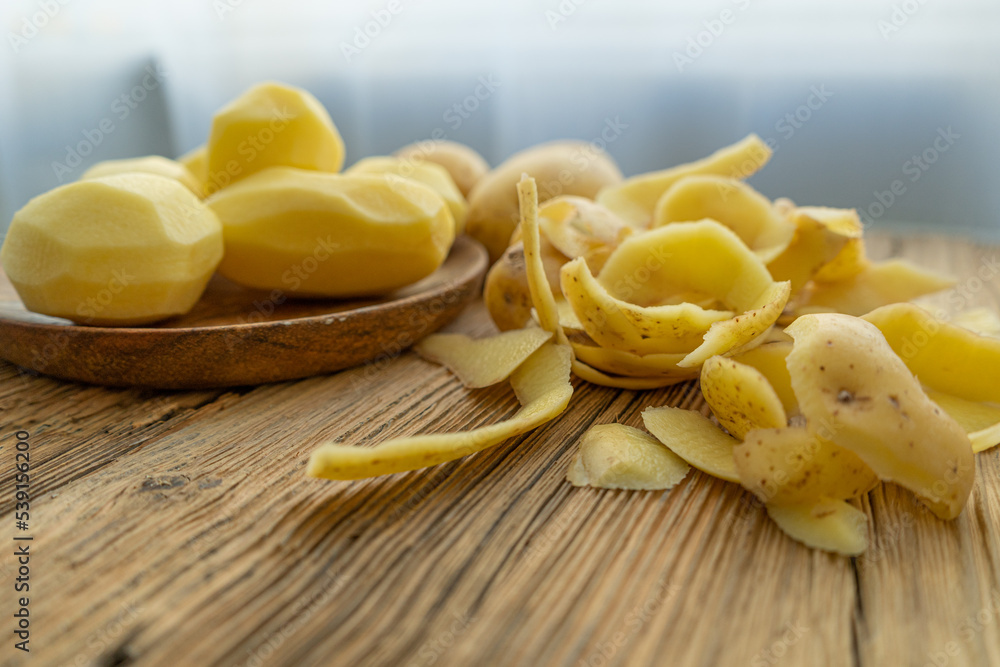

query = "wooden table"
3;232;1000;667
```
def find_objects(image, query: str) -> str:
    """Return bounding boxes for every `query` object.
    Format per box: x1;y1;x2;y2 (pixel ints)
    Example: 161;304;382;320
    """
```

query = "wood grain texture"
1;232;999;667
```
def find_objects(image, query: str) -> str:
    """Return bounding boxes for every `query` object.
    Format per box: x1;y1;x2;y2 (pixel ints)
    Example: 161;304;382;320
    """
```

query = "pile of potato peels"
309;136;1000;556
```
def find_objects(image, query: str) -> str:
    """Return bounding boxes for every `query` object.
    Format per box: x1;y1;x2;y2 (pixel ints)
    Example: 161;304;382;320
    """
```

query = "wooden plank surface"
1;232;999;667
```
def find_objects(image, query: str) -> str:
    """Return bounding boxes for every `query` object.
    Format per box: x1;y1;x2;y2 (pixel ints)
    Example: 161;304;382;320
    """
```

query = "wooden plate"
0;236;488;389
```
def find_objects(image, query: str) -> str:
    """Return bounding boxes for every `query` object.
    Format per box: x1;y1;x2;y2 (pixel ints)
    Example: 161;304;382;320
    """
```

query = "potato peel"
700;356;787;440
800;259;955;317
308;343;573;480
567;424;691;490
785;313;974;519
641;406;740;483
415;328;553;388
653;175;795;263
767;499;868;556
596;134;772;226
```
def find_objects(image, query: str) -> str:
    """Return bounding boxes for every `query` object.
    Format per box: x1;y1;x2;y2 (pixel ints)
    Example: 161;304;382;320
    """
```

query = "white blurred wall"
1;0;998;238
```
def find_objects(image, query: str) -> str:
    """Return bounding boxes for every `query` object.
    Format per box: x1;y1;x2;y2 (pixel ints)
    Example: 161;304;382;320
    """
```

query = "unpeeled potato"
394;139;490;198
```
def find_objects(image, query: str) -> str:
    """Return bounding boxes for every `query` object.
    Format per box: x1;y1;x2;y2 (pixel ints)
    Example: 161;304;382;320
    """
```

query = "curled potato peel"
596;134;772;226
766;207;861;293
642;406;740;483
800;260;955;317
785;313;974;519
735;427;878;506
308;343;573;480
700;356;787;440
572;341;696;380
950;307;1000;338
653;175;795;263
415;328;553;389
729;342;797;416
567;424;691;490
767;499;868;556
537;196;632;272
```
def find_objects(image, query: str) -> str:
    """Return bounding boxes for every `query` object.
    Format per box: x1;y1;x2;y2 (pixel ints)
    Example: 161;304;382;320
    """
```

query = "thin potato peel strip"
641;406;741;483
801;259;955;317
415;328;553;388
307;343;573;480
700;356;787;440
567;424;691;490
519;175;568;346
767;499;868;556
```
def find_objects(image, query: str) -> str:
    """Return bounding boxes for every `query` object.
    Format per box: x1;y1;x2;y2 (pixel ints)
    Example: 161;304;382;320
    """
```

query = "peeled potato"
82;155;202;197
641;406;740;483
1;174;222;325
785;313;974;519
394;139;490;197
767;499;868;556
178;144;208;190
653;175;795;263
735;427;878;506
700;356;787;439
800;260;955;316
567;424;691;490
347;156;468;233
596;134;772;226
466;141;623;263
414;328;553;389
207;168;454;297
308;343;573;479
206;81;345;194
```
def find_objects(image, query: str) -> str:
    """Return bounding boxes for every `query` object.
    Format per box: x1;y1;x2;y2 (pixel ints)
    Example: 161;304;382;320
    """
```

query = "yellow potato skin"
767;499;868;556
207;167;455;297
1;174;223;325
394;140;490;198
466;141;623;263
206;81;345;194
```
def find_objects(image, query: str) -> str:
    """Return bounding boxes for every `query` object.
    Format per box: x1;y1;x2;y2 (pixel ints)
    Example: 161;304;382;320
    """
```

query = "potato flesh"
347;156;468;233
82;156;203;197
735;427;878;506
596;134;772;226
567;424;691;490
767;499;868;556
785;313;974;519
925;390;1000;453
641;406;741;483
1;173;222;325
466;141;623;263
700;356;787;440
800;259;955;316
414;328;553;389
308;343;573;480
207;81;345;193
207;168;454;297
653;175;795;263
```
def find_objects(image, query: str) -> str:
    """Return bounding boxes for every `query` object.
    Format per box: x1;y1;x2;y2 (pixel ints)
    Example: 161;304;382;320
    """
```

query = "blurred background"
0;0;998;238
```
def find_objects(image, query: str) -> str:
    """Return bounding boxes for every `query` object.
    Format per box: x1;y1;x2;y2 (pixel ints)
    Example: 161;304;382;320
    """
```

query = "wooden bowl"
0;236;488;389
